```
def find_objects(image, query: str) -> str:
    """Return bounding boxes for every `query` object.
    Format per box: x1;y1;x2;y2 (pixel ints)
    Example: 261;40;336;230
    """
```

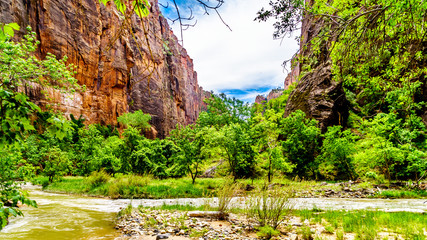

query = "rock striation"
0;0;208;138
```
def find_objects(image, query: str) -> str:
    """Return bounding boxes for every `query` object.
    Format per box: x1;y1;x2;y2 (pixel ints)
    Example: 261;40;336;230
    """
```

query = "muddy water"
0;189;121;240
1;186;425;240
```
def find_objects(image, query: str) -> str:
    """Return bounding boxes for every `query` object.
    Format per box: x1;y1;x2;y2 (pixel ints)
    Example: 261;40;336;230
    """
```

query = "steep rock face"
283;2;348;131
255;89;283;105
0;0;207;138
284;62;348;132
255;95;267;105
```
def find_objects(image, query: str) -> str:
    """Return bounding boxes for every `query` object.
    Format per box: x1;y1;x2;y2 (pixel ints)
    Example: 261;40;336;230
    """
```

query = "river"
1;186;426;239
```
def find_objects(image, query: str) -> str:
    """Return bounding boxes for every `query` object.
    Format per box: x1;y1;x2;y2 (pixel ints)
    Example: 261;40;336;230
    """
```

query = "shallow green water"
0;189;120;240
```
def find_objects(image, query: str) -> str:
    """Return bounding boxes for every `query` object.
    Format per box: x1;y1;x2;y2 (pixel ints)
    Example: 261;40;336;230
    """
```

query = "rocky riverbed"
114;208;418;240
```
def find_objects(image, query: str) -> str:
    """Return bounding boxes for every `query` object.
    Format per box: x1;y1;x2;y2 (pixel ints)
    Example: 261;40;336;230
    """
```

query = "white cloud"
168;0;299;102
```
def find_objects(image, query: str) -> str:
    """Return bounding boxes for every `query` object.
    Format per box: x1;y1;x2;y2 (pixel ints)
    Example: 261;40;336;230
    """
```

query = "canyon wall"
0;0;208;138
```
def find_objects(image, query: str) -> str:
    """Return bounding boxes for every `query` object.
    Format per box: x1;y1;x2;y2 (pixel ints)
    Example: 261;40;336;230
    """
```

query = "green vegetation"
0;23;81;230
295;209;427;239
1;0;427;233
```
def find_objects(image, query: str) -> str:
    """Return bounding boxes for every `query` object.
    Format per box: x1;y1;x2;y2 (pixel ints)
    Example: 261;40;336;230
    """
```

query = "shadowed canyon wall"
0;0;208;138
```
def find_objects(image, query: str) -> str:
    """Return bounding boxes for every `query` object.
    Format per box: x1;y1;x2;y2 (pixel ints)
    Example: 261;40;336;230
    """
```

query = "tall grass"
295;210;427;238
246;186;294;229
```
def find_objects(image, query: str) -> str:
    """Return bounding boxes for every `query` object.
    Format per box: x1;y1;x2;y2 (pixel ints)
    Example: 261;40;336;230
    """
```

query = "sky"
159;0;299;103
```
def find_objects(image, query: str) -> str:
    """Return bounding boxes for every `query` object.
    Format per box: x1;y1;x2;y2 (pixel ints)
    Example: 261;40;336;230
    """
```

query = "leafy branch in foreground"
0;23;79;229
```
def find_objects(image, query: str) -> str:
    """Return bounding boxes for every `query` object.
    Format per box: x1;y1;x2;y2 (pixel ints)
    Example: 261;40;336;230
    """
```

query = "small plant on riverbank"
117;204;133;218
246;186;294;229
256;225;280;239
216;179;240;218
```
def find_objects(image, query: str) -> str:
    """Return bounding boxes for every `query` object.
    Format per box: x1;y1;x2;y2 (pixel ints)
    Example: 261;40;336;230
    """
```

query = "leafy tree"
117;110;151;131
198;93;251;128
169;124;213;184
213;123;257;180
0;23;79;228
252;109;294;183
130;138;182;178
73;125;105;175
280;110;321;179
316;126;358;180
0;25;80;144
354;113;427;182
42;147;72;182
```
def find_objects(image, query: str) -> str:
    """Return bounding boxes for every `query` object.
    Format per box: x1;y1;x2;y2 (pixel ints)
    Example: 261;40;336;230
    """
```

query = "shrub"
87;170;110;188
246;186;294;229
257;225;280;239
216;179;240;219
107;174;150;198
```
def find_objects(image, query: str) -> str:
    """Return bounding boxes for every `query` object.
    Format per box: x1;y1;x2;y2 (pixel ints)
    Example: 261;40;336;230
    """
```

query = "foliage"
0;25;80;144
216;179;240;218
246;186;294;229
0;145;37;230
169;124;213;184
252;109;294;182
255;0;306;39
213;123;257;179
316;126;358;180
98;0;150;18
130;137;182;178
256;225;281;240
198;93;251;128
117;110;151;131
353;113;427;182
280;110;321;178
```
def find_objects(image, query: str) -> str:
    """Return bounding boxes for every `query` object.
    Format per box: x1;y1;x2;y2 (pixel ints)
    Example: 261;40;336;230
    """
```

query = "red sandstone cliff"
0;0;208;138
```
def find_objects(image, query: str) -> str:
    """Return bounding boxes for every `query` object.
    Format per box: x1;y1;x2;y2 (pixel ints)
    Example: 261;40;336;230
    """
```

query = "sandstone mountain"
0;0;209;138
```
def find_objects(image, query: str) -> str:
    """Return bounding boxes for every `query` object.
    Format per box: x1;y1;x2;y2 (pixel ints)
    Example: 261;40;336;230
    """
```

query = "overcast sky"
160;0;299;102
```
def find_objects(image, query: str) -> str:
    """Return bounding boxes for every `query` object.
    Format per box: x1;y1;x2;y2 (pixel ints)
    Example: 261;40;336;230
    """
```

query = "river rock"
156;234;170;239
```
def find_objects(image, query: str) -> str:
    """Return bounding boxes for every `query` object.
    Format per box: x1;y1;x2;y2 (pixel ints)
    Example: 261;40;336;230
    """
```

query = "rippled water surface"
0;189;121;240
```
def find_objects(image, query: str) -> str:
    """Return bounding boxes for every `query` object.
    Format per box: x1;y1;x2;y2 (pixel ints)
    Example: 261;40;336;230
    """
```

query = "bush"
216;179;240;218
107;174;150;198
256;225;280;239
246;186;294;229
87;170;110;188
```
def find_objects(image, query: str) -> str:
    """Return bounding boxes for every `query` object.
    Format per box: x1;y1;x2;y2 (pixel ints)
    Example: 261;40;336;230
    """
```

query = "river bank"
2;185;427;239
116;206;427;240
35;176;427;200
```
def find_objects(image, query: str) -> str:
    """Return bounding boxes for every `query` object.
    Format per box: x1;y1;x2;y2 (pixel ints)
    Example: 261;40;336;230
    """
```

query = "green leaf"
134;0;150;18
113;0;126;15
7;23;20;31
99;0;110;5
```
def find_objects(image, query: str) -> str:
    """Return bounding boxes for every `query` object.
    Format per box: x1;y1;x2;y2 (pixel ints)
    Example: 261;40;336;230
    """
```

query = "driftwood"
187;211;229;219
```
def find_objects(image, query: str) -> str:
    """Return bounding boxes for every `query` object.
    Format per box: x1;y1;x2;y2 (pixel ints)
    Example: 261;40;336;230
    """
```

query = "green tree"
316;126;358;180
0;145;37;230
130;138;182;178
354;113;427;182
252;109;294;183
0;23;80;228
117;110;151;131
213;123;257;180
280;110;321;179
169;124;213;184
0;25;80;144
198;93;251;128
